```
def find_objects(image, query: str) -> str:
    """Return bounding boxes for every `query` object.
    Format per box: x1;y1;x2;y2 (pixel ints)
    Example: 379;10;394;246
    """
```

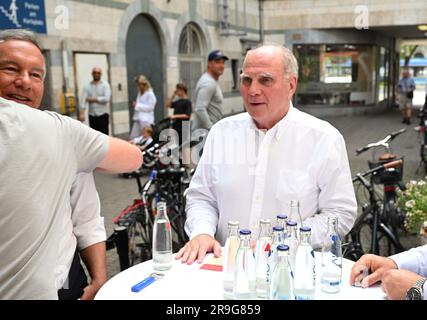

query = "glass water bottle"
152;201;172;271
223;221;240;299
320;216;342;293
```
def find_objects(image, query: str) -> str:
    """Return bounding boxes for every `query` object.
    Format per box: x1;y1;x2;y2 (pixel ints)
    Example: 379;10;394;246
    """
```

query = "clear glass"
266;226;286;297
321;217;342;293
223;221;240;299
269;245;293;300
152;201;172;271
289;200;303;229
276;214;288;230
284;221;299;273
255;219;271;299
293;228;315;300
234;230;256;300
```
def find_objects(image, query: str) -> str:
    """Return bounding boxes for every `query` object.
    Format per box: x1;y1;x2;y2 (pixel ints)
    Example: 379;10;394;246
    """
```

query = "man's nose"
247;81;261;96
14;72;32;90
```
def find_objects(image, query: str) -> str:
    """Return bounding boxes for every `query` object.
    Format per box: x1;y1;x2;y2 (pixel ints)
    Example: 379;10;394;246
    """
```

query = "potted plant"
397;178;427;236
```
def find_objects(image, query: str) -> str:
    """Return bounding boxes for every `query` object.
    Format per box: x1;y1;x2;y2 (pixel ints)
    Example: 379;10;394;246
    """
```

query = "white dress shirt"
56;172;107;289
185;103;357;249
134;89;157;125
391;245;427;299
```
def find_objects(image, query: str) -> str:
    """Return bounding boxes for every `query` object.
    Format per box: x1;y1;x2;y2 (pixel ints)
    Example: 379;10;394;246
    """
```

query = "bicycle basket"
368;156;404;185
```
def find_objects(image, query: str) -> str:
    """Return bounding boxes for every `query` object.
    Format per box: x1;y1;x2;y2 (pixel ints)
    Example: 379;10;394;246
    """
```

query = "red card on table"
200;264;223;272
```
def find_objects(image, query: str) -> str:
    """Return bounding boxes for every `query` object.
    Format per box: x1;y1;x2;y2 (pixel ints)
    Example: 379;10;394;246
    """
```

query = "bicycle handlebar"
352;159;403;183
389;128;406;140
355;128;406;155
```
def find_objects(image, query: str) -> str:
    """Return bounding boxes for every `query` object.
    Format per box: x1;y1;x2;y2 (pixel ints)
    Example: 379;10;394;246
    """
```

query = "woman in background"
130;75;157;139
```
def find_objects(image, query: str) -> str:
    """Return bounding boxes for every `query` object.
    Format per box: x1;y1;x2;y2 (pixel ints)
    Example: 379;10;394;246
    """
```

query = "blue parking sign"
0;0;47;34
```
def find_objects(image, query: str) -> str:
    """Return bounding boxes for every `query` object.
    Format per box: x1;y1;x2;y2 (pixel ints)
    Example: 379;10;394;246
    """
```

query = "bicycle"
355;128;407;234
342;159;406;261
414;107;427;174
107;141;193;268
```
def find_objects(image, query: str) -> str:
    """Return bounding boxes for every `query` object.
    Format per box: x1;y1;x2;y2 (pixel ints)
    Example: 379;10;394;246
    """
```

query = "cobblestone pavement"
95;106;426;280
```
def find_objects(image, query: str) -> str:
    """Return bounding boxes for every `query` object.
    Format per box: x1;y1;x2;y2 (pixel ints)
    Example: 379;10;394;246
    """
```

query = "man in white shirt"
350;245;427;300
79;67;111;135
0;29;141;299
176;44;357;264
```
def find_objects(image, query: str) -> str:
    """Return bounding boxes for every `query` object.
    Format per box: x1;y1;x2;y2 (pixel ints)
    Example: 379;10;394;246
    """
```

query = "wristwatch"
406;277;427;300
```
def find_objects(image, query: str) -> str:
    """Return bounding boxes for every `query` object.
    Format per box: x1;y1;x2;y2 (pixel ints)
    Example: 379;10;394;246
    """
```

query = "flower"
397;177;427;234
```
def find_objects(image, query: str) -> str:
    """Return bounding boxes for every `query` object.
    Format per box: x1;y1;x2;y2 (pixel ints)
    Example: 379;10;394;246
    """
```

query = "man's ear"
289;76;298;97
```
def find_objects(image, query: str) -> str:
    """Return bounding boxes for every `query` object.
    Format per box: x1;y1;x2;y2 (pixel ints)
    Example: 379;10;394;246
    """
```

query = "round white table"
95;252;386;300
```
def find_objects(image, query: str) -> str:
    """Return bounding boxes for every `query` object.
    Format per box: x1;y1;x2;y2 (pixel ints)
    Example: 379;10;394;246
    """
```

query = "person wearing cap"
191;49;228;132
176;44;356;265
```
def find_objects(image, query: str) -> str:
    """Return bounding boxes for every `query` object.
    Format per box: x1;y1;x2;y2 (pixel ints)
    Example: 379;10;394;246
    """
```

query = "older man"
0;29;142;299
176;44;357;265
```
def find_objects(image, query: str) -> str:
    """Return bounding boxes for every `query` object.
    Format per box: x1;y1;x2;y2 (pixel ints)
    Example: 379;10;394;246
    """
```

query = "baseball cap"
208;49;229;61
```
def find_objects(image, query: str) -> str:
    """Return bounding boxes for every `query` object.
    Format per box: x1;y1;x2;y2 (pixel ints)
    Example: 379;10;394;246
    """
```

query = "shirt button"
256;195;261;201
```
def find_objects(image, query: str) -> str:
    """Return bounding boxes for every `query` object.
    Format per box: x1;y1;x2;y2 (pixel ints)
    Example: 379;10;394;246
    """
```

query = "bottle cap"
277;214;288;219
273;226;284;232
300;226;311;232
239;229;251;235
286;221;297;227
277;244;290;251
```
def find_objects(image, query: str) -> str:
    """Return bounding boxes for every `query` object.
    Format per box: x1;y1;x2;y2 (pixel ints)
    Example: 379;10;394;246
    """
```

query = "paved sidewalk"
96;106;426;280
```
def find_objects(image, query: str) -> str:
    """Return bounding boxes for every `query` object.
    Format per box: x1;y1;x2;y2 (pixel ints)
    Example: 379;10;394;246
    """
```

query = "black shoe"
402;118;407;124
407;119;411;125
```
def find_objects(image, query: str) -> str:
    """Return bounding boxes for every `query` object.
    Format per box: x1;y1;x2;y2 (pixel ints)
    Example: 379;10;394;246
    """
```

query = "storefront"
285;29;394;110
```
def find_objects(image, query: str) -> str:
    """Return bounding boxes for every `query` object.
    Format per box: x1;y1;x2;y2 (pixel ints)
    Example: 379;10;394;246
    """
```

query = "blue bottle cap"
239;229;251;235
300;226;311;232
273;226;284;232
277;214;288;219
286;221;297;227
277;244;289;251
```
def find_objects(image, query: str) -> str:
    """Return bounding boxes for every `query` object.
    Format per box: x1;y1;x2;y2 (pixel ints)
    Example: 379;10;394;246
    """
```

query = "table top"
95;252;385;300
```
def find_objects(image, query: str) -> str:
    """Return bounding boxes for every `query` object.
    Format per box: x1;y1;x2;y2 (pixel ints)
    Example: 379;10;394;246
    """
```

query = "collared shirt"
80;80;111;116
185;103;357;249
398;77;416;93
55;172;107;289
390;245;427;300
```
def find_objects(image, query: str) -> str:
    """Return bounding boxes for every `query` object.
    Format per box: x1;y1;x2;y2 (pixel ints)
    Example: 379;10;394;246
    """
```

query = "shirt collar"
250;101;295;141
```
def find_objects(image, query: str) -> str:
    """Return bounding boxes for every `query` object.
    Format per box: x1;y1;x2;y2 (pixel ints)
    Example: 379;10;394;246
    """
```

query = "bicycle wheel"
357;220;400;257
126;211;152;265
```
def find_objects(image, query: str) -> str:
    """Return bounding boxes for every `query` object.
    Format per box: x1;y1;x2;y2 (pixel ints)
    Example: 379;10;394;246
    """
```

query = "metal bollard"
114;226;130;271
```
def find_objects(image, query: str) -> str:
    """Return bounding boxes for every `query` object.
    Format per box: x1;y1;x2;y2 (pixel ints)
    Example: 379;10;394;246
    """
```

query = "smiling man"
0;29;142;300
176;44;357;265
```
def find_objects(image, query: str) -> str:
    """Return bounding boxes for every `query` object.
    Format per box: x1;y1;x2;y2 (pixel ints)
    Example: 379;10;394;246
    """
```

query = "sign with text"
0;0;47;34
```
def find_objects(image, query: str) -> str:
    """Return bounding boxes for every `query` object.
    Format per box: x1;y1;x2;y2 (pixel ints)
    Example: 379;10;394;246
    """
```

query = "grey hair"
244;44;299;80
0;29;41;51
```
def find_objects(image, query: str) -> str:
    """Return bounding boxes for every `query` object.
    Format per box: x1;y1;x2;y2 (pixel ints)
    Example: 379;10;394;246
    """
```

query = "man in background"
191;49;228;132
80;67;111;134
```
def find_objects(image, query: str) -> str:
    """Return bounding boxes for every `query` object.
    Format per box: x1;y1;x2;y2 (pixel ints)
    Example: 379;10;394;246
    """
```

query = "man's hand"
175;234;221;265
381;269;422;300
80;279;106;300
78;113;85;122
349;254;398;288
86;97;98;103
